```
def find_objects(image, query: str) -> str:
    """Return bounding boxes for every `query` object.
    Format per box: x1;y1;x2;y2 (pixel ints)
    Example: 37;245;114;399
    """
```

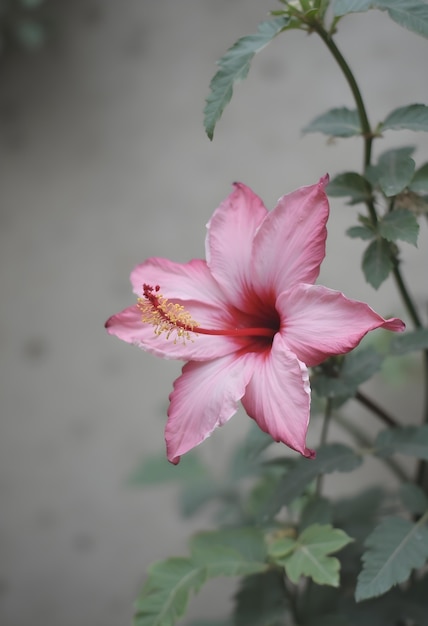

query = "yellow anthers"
138;284;199;343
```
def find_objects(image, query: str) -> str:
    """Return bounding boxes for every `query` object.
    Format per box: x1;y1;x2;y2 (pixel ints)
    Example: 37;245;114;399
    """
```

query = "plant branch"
355;390;399;428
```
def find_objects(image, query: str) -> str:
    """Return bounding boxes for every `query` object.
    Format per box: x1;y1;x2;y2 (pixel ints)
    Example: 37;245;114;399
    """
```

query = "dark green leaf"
262;444;362;518
179;478;226;518
204;17;289;140
300;496;333;530
378;209;419;245
128;451;208;486
312;346;383;399
409;162;428;193
375;425;428;460
399;483;428;515
362;238;393;289
233;570;289;626
356;516;428;601
377;150;415;196
389;328;428;355
302;107;362;137
187;621;233;626
346;225;375;240
134;557;206;626
282;524;353;587
333;487;385;543
327;172;372;204
190;528;267;577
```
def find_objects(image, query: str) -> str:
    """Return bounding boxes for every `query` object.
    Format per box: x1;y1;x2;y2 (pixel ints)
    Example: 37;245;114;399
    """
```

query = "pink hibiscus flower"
105;176;404;463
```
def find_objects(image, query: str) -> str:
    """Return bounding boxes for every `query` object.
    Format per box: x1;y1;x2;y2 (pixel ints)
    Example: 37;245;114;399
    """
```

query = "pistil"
138;284;276;342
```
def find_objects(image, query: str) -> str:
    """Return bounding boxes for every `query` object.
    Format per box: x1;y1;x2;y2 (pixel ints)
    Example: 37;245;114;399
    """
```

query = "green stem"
392;262;423;329
316;397;334;495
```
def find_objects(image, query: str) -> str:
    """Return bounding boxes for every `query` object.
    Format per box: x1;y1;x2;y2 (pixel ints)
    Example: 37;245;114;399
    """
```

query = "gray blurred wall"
0;1;427;625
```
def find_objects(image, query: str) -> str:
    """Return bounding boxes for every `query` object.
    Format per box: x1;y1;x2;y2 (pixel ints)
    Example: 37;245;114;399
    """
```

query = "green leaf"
334;1;428;39
267;536;297;559
356;516;428;601
376;149;416;196
233;570;289;626
409;162;428;193
302;107;362;137
282;524;353;587
262;444;362;518
179;478;226;518
327;172;373;204
300;496;333;530
374;425;428;460
190;528;267;577
382;104;428;132
399;483;428;515
134;557;206;626
380;1;428;40
204;17;289;139
389;328;428;355
346;225;375;240
362;238;393;289
312;346;383;399
187;621;233;626
378;209;419;245
333;0;374;14
128;451;208;486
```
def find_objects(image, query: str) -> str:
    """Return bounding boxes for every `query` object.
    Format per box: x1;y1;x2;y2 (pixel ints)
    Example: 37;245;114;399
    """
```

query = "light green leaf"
190;528;267;577
327;172;373;204
399;483;428;515
382;104;428;132
362;238;393;289
389;328;428;355
204;17;289;140
283;524;353;586
378;209;419;245
375;425;428;460
409;162;428;193
128;451;208;486
333;0;374;15
335;1;428;39
380;1;428;40
134;558;206;626
268;536;297;559
302;107;362;137
233;570;289;626
262;444;362;518
356;516;428;601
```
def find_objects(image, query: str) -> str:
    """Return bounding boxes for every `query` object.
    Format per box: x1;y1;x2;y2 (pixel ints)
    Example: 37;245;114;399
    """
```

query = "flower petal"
130;257;227;308
242;335;314;458
251;176;329;298
278;283;405;367
105;305;242;361
165;352;257;464
206;183;268;310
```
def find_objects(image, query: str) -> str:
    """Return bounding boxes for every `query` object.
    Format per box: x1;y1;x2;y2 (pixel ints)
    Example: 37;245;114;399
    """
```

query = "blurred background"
0;1;427;624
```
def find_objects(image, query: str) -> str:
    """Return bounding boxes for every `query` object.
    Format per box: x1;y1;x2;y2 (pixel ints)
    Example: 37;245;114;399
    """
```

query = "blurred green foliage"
0;0;46;54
